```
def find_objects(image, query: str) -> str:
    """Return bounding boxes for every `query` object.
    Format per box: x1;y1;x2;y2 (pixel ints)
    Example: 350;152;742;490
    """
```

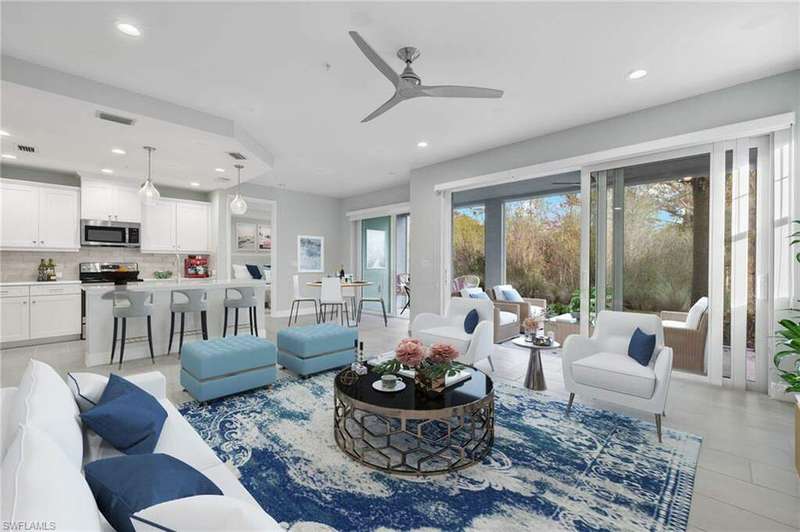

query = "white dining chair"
320;277;349;326
289;274;319;326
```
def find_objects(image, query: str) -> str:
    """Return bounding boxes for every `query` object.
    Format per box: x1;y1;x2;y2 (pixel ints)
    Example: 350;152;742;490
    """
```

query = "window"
452;205;485;282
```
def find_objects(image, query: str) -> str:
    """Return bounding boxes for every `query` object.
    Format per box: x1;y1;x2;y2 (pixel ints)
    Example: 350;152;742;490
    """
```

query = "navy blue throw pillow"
628;327;656;366
464;309;479;334
85;453;222;532
80;374;167;454
246;264;263;279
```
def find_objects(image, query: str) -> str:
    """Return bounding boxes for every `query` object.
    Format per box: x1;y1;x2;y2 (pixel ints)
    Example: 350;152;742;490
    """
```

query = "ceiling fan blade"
349;31;399;86
418;85;504;99
361;94;404;123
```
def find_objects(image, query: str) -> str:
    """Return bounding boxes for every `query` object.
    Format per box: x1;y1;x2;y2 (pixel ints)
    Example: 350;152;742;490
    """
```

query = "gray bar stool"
223;287;258;337
111;290;155;369
168;288;208;356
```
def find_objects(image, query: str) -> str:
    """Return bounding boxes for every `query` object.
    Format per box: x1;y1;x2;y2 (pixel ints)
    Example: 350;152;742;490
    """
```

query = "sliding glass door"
588;137;773;390
361;216;391;314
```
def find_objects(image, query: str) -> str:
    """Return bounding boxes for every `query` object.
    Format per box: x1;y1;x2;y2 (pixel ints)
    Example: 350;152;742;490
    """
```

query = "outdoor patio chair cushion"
572;352;656;399
662;320;688;330
498;311;518;326
686;297;708;329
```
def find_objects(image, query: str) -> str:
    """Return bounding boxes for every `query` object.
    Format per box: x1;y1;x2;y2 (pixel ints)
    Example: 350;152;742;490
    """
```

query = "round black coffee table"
333;367;494;476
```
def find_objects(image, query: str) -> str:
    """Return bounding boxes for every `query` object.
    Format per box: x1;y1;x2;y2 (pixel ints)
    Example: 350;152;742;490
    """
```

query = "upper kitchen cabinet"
142;198;210;253
80;178;142;223
0;179;79;251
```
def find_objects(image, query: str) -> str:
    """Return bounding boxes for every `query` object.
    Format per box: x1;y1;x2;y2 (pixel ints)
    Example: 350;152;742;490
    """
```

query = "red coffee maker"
184;255;209;278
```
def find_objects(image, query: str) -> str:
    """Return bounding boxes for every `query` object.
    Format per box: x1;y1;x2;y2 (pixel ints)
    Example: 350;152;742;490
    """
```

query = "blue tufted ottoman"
180;336;277;401
277;323;358;377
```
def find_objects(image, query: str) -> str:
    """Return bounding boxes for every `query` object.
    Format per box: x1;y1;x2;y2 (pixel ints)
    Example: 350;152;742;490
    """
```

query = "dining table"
306;279;374;325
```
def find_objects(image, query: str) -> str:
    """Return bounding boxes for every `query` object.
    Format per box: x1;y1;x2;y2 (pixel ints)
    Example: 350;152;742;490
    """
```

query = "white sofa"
0;359;281;531
561;310;673;442
411;297;495;369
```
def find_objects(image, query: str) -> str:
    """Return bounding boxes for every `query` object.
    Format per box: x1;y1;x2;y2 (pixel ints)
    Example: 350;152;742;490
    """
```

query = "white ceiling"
0;82;270;189
1;2;798;198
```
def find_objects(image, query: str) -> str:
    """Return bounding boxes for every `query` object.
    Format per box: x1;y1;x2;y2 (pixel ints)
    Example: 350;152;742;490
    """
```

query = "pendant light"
138;146;161;205
230;164;248;215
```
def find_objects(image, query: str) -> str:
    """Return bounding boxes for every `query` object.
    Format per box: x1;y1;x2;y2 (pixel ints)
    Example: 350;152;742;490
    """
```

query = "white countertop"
0;280;82;286
82;278;265;293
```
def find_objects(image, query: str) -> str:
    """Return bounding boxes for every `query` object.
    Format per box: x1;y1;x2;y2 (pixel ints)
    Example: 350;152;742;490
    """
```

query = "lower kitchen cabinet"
0;284;81;344
0;296;30;343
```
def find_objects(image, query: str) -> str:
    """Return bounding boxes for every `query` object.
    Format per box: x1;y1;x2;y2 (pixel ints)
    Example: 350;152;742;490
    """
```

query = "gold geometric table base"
334;387;494;476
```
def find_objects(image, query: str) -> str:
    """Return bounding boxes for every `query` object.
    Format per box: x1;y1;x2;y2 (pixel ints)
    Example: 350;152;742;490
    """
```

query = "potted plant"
775;220;800;473
376;339;466;394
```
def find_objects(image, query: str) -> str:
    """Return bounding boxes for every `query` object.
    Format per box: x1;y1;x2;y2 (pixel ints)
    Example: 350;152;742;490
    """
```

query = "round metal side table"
511;336;560;391
333;367;494;476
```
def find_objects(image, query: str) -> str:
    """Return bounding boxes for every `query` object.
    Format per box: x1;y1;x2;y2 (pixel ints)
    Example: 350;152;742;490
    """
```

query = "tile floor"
2;311;797;531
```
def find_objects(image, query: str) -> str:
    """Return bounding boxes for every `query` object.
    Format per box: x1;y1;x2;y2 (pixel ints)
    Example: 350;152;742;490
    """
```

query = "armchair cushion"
628;327;656;366
464;309;479;333
416;326;472;355
460;287;485;298
662;320;688;330
572;352;656;399
498;310;519;326
469;292;490;300
686;297;708;329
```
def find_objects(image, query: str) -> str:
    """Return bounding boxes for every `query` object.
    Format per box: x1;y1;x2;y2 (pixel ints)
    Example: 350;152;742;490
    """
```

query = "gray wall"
238;182;344;314
410;69;800;317
0;163;80;186
339;183;410;272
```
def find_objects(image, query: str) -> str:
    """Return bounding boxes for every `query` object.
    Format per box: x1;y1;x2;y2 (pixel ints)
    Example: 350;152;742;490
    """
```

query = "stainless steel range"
79;262;143;285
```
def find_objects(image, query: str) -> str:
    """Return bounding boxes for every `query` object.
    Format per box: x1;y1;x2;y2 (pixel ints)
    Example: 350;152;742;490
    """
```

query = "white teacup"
381;374;398;389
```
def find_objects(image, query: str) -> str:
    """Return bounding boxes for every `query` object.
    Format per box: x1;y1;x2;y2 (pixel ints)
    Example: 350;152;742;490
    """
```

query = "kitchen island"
84;279;266;367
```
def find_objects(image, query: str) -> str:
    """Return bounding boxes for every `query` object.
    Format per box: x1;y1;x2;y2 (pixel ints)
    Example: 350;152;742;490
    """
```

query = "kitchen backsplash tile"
0;249;215;282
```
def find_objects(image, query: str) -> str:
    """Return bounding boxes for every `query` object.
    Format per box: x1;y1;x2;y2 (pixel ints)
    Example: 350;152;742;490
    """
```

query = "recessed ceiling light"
116;22;141;37
417;141;428;148
215;168;225;173
627;69;648;80
1;154;17;159
111;148;126;155
101;168;114;174
189;181;200;187
0;130;9;137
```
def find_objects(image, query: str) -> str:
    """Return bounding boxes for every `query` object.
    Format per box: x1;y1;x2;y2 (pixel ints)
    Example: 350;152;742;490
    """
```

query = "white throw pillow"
67;372;108;412
131;495;282;531
232;264;251;280
686;297;708;329
492;285;513;300
0;388;17;458
11;360;83;470
1;424;101;532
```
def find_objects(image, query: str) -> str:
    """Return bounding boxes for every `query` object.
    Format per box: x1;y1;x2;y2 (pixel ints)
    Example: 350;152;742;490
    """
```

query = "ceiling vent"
16;144;38;154
227;152;247;161
96;111;136;126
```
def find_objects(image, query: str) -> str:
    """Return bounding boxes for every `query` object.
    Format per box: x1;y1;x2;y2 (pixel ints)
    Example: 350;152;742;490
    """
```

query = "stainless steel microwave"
80;220;141;248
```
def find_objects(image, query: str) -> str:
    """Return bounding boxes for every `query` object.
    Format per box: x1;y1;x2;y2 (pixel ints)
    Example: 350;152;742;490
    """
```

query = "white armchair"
562;310;673;441
411;297;495;370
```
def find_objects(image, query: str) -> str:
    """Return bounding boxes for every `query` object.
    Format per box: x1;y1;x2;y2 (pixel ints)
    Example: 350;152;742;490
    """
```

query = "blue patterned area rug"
180;373;700;531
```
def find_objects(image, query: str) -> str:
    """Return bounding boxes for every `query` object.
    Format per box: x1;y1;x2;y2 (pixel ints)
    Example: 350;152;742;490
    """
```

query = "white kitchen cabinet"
142;199;210;253
80;178;141;223
38;187;80;249
0;179;79;251
176;202;210;252
142;200;177;251
0;181;39;248
0;297;29;342
30;293;81;339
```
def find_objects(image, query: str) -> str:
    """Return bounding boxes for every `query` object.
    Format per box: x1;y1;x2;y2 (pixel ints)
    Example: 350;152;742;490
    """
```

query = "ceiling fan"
349;31;504;123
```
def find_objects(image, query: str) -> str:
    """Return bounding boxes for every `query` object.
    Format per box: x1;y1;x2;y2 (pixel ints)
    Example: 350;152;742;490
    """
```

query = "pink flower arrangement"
428;343;459;364
395;338;427;368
